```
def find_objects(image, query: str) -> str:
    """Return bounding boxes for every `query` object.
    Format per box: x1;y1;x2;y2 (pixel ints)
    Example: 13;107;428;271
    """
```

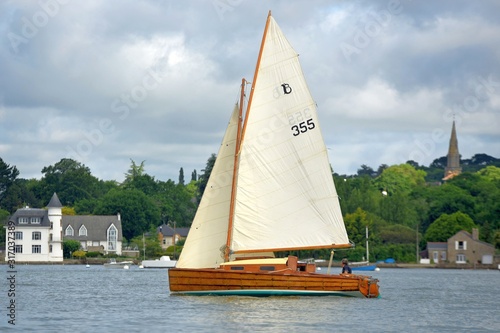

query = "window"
49;245;53;253
433;251;439;262
18;217;29;224
31;217;41;224
230;266;244;270
456;254;466;263
107;225;117;251
441;251;446;261
49;234;53;241
260;266;275;271
65;225;74;236
32;245;41;253
15;232;23;240
456;241;467;250
15;245;23;253
79;225;87;236
32;231;42;240
50;222;53;229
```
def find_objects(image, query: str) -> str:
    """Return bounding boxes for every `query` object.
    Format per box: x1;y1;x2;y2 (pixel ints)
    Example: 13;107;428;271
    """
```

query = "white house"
5;193;64;262
4;193;123;262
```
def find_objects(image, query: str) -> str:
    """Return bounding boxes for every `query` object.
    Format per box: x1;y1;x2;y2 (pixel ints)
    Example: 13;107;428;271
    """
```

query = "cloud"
0;0;499;182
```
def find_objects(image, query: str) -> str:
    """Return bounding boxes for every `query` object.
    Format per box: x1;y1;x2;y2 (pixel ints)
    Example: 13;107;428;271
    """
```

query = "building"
4;193;123;262
448;228;495;265
62;214;123;255
427;242;448;264
424;228;495;265
4;193;64;262
157;223;189;250
443;120;462;181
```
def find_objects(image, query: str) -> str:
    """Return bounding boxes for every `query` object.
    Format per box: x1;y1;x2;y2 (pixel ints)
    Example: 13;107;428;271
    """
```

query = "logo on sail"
281;83;292;94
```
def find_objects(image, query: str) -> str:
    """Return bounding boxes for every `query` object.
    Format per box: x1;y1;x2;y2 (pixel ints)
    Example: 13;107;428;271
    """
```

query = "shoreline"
1;259;498;270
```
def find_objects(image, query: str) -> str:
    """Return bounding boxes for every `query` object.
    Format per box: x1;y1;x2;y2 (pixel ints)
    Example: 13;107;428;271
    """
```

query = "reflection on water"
1;265;498;332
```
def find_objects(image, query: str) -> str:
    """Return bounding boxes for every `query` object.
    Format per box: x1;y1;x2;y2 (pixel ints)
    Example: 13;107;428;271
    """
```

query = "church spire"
443;120;462;180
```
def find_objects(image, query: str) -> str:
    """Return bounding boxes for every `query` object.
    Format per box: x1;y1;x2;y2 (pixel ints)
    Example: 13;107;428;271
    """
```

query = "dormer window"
65;225;74;236
79;225;87;236
31;217;41;224
18;217;29;224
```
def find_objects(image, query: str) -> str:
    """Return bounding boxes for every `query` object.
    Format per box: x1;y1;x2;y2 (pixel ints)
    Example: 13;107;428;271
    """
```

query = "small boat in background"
103;258;134;269
142;256;177;269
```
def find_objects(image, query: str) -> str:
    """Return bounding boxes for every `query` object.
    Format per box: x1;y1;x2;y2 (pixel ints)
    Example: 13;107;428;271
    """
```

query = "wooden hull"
168;268;379;298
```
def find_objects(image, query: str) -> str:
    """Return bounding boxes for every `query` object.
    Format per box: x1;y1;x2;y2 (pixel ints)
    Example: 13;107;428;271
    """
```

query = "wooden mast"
224;11;272;262
224;78;245;262
240;10;272;144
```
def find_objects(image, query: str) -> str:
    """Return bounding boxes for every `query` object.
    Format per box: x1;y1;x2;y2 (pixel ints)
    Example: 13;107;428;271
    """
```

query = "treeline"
1;153;499;263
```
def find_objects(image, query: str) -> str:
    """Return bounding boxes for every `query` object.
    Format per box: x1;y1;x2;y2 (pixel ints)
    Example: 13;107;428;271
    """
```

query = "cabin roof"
220;258;288;266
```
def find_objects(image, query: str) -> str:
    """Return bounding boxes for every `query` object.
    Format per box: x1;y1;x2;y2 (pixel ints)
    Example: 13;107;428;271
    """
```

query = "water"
1;265;499;332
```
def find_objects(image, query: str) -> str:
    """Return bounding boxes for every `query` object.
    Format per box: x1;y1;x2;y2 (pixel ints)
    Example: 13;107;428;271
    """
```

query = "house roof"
427;242;448;250
450;230;495;249
63;215;123;241
9;208;50;227
157;223;189;237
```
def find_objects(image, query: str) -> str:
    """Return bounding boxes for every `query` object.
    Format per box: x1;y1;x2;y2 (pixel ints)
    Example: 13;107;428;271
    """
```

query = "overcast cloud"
1;0;499;182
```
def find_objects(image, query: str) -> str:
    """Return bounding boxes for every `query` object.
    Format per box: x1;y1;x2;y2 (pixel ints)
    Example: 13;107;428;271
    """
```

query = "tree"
129;233;163;259
123;159;145;184
379;224;417;244
0;208;10;249
154;181;196;228
344;207;371;246
191;170;197;182
197;154;216;201
63;239;81;258
376;164;389;176
36;158;102;205
425;212;476;242
374;164;426;196
0;157;19;203
1;178;42;213
357;164;375;177
94;188;160;240
178;167;185;185
477;166;500;181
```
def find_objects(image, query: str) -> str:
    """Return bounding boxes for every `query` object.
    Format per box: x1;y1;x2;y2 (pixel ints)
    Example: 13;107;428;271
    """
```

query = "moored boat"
104;258;134;269
142;256;177;269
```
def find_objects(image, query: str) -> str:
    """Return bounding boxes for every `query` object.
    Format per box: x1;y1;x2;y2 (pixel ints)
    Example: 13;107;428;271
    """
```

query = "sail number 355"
291;119;315;136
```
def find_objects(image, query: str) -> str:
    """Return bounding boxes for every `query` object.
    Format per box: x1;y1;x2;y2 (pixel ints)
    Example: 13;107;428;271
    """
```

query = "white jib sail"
176;105;239;268
231;16;349;253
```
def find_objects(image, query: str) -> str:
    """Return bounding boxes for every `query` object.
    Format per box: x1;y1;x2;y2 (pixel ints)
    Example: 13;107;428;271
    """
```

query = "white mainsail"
176;105;239;268
231;16;349;253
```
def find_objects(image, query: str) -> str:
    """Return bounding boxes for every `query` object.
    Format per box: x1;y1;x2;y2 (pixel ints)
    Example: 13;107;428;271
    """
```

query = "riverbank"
315;261;500;270
1;258;498;269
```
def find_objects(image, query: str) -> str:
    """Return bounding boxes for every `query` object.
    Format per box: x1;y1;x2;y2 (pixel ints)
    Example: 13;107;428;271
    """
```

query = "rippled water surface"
1;264;499;332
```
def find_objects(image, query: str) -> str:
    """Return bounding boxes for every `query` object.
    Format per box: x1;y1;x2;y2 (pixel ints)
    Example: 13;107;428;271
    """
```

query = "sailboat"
351;227;378;271
168;11;379;298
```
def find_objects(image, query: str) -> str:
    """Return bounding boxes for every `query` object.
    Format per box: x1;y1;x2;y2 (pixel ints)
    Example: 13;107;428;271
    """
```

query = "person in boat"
341;258;352;274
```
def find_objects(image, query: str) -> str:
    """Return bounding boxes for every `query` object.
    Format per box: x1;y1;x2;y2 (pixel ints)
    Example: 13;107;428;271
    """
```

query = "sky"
1;0;499;183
